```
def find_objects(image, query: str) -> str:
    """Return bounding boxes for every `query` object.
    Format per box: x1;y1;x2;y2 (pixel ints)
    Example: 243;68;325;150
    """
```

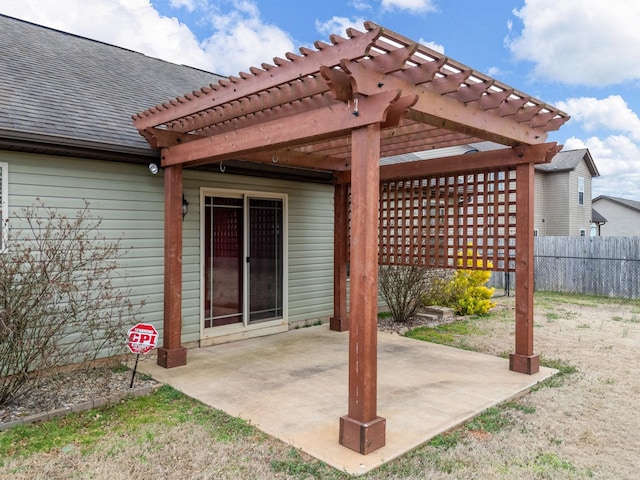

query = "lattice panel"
376;169;517;271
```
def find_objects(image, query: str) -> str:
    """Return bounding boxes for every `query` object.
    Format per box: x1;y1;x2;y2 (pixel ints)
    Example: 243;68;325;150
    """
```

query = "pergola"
133;22;568;455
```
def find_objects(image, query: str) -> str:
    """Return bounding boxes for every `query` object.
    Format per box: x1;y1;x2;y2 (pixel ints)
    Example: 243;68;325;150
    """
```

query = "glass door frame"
200;187;288;337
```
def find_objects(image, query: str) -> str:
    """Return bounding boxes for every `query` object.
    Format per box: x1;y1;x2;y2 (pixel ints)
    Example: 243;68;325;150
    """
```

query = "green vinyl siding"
3;151;166;342
4;151;336;349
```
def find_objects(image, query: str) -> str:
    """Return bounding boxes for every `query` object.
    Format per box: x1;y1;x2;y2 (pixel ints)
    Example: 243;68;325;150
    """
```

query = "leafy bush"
378;265;426;323
446;269;496;315
447;244;496;315
422;244;496;316
0;200;143;406
379;265;449;322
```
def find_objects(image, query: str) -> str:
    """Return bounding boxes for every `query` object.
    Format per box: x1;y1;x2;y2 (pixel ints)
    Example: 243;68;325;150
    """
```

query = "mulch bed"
0;367;158;425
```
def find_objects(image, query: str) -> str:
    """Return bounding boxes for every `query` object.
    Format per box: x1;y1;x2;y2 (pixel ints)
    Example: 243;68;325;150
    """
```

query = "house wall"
534;171;546;235
592;198;640;236
2;151;335;347
535;158;596;237
540;170;570;235
569;161;593;235
4;151;165;326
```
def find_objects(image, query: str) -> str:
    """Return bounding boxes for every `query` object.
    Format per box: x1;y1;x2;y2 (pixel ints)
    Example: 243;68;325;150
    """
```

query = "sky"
1;0;639;200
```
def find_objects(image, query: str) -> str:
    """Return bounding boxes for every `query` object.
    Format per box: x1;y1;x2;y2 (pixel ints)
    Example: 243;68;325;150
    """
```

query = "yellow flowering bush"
446;244;496;316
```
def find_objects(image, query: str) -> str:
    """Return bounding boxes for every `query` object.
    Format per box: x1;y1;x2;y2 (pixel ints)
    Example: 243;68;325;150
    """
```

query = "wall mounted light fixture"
182;194;189;220
149;163;160;175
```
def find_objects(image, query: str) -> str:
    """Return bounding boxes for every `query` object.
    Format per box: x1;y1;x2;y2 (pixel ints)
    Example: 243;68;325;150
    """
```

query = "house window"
533;229;539;237
579;229;586;237
578;176;585;206
0;162;7;251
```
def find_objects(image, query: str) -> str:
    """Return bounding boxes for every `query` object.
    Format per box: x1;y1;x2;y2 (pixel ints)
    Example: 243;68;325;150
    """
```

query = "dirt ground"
459;293;640;479
2;292;640;479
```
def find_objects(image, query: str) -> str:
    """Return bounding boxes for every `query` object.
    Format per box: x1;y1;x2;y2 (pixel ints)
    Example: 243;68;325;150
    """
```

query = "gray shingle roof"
0;14;223;156
591;208;607;223
535;148;599;176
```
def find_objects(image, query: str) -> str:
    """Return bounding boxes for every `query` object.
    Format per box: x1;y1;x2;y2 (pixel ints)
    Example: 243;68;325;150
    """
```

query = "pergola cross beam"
160;90;405;168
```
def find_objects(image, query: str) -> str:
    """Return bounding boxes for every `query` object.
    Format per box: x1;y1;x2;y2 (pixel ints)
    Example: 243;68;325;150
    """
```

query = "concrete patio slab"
137;325;555;475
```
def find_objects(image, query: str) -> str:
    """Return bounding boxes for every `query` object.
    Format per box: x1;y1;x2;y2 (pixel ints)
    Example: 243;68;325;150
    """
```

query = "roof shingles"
0;14;223;153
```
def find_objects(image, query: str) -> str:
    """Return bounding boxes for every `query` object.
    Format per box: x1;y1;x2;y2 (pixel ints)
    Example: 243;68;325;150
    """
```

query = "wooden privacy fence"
489;236;640;299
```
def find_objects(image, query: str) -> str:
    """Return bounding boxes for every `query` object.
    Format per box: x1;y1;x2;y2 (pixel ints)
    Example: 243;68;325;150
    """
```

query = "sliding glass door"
248;198;284;322
203;192;285;331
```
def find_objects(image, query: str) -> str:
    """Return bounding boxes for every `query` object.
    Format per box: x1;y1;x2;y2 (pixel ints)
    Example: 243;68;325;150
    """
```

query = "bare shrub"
379;265;449;322
0;200;143;405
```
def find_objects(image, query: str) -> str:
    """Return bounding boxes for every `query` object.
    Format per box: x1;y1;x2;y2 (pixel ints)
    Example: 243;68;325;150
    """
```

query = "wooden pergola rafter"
133;21;569;456
133;21;566;168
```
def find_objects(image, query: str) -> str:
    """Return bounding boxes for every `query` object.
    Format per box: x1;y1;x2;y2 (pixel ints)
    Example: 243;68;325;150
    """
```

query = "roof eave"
0;128;158;163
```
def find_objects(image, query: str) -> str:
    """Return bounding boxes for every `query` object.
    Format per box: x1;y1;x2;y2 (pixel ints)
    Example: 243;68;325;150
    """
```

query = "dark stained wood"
132;25;384;130
330;183;349;331
135;22;569;162
340;60;552;147
339;124;386;454
335;142;560;184
130;21;574;454
242;149;349;172
160;91;401;168
157;164;187;368
510;161;539;374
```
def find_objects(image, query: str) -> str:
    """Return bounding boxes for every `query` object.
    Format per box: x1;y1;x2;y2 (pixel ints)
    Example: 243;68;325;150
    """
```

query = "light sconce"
149;163;160;175
182;194;189;220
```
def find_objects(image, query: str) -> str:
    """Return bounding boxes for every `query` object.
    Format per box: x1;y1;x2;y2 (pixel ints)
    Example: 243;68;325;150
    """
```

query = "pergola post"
510;161;539;374
339;124;386;454
330;183;350;332
157;163;187;368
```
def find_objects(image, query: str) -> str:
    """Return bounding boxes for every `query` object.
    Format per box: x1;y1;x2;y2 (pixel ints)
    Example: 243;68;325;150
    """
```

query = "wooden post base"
509;353;540;374
339;415;386;455
330;316;349;332
157;347;187;368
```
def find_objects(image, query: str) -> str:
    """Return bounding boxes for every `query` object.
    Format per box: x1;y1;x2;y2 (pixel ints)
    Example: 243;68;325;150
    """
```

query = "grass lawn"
3;291;638;479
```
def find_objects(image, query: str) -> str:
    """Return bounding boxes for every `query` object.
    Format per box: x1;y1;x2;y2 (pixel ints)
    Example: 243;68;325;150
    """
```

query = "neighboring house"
590;208;607;236
592;196;640;236
421;144;602;237
533;149;600;236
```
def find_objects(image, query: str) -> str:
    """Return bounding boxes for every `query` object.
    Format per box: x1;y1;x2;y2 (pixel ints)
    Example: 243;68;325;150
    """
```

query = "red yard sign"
127;323;159;355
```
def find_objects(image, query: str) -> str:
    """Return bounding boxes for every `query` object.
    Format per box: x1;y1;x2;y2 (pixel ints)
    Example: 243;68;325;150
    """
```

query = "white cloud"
0;0;213;67
315;16;368;39
0;0;296;76
486;67;504;78
563;135;640;198
207;26;294;73
169;0;204;11
350;0;373;11
419;39;444;54
565;135;640;176
558;96;640;198
381;0;436;13
557;96;640;142
508;0;640;86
